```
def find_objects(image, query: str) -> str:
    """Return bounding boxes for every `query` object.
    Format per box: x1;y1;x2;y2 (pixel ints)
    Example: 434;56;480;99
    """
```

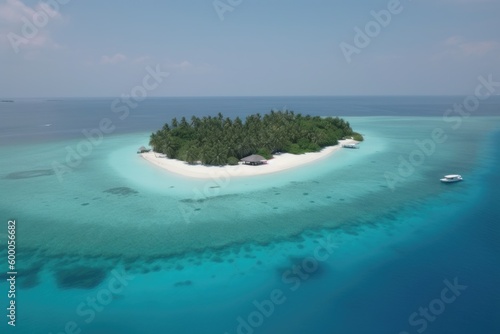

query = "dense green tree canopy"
149;110;362;166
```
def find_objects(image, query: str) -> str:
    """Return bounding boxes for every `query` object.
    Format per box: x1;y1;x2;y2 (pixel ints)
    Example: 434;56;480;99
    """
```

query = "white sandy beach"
140;139;358;179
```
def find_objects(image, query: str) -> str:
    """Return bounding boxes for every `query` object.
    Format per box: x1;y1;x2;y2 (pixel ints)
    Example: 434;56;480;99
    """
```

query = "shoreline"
140;139;358;179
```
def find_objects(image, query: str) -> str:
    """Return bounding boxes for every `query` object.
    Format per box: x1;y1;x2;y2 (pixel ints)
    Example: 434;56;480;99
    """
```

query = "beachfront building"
137;146;151;153
240;154;267;166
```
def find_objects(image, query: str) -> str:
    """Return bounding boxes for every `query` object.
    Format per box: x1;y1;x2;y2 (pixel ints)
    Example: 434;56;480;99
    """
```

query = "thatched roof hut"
137;146;150;153
240;154;267;165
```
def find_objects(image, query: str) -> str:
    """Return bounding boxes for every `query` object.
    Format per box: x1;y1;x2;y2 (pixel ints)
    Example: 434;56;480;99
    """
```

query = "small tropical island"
148;110;363;166
141;110;363;179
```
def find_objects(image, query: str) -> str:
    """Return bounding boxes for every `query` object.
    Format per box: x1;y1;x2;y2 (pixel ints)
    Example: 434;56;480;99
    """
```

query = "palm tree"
149;110;358;164
185;143;200;164
149;132;162;152
171;117;178;129
162;135;180;158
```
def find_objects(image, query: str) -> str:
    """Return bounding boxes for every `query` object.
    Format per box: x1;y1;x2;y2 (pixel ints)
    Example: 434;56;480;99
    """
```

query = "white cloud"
444;36;463;46
164;59;213;74
458;41;499;56
440;35;499;57
0;0;66;54
432;36;500;60
171;60;193;70
100;53;127;64
133;55;151;64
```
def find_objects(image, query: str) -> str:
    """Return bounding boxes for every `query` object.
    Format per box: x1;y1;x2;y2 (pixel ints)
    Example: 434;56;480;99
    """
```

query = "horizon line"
2;94;490;100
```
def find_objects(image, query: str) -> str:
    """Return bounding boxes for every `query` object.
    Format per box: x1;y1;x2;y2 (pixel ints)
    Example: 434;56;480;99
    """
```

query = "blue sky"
1;0;499;97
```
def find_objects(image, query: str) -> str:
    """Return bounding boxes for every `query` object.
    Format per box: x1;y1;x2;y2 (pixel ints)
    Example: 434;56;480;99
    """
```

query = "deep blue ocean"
1;96;499;144
0;96;499;334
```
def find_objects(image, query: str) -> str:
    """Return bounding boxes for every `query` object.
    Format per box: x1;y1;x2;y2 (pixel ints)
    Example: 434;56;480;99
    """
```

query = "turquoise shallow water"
0;101;499;333
0;117;495;256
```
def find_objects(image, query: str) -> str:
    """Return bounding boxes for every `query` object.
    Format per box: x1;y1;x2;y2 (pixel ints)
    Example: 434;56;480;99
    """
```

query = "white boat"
440;174;463;183
342;143;358;149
